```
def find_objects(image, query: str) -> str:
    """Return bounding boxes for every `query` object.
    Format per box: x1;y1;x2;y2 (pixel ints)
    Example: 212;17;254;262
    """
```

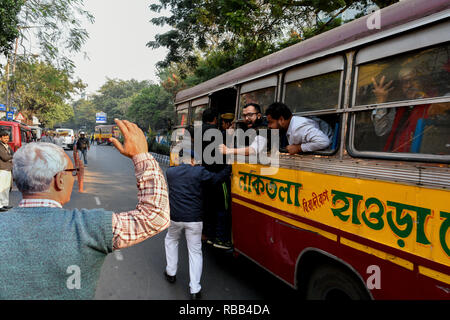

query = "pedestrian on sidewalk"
76;132;90;166
0;130;14;212
164;148;231;300
0;119;170;299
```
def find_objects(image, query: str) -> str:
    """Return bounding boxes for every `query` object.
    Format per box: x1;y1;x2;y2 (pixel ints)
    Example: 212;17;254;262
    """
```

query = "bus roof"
175;0;450;104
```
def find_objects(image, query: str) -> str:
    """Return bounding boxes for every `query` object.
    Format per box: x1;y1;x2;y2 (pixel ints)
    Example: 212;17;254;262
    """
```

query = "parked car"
0;120;32;152
55;128;75;150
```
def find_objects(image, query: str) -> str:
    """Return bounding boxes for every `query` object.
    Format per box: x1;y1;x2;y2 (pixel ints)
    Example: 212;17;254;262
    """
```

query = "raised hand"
371;75;394;103
110;119;148;158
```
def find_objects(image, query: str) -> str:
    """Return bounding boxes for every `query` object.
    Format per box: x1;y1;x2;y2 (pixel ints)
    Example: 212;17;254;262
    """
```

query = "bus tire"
306;264;370;300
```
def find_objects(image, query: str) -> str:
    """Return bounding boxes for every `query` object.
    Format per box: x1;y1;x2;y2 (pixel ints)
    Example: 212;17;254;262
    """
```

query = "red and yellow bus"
172;0;450;299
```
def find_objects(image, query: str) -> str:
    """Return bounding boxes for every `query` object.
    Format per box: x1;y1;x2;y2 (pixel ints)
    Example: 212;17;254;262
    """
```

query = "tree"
0;0;23;57
68;97;97;130
126;84;174;133
16;0;94;72
148;0;398;72
90;79;152;122
11;57;84;127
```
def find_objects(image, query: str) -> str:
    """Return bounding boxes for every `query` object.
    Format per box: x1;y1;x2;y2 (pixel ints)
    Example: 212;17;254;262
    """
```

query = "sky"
71;0;170;96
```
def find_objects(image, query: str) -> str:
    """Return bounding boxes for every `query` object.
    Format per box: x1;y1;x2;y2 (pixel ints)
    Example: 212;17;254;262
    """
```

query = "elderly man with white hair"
0;119;170;299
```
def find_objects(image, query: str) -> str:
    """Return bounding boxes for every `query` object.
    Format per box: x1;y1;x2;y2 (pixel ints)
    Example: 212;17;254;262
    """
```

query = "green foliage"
90;78;151;122
17;0;94;72
11;57;83;127
0;0;24;57
148;139;170;156
126;84;174;133
149;0;399;83
65;98;97;130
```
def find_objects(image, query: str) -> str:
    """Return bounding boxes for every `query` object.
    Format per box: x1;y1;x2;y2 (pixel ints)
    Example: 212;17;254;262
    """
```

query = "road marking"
114;250;124;261
94;196;101;205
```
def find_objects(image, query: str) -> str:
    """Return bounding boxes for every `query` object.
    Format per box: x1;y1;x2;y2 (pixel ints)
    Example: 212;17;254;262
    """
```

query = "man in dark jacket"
76;132;90;166
0;130;14;211
164;149;231;300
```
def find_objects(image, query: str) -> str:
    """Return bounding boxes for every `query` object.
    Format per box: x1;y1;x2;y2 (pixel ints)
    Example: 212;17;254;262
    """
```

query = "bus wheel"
306;264;370;300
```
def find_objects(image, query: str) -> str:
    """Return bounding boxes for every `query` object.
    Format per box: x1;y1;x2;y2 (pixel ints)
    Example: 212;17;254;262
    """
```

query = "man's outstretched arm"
110;119;170;250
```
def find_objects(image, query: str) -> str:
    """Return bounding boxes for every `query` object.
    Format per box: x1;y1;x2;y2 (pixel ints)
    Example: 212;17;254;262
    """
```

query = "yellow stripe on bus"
232;198;337;242
340;237;414;271
418;266;450;285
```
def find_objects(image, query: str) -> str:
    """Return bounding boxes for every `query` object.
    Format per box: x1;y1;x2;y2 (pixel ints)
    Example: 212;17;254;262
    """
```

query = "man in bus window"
265;102;331;155
0;130;14;212
219;103;268;156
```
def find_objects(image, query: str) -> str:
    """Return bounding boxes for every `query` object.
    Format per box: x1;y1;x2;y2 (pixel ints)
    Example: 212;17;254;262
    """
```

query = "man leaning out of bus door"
265;102;331;154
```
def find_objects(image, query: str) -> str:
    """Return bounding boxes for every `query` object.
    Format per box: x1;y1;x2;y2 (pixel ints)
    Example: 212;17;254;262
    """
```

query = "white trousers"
164;220;203;294
0;170;11;207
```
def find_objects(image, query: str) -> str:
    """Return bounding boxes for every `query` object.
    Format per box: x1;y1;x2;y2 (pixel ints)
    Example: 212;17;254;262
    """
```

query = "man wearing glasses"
220;103;268;156
0;119;170;299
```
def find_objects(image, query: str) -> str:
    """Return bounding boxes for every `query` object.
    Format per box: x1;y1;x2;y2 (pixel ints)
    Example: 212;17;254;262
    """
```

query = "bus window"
284;71;341;113
355;43;450;106
190;104;207;126
352;42;450;157
177;108;188;126
239;86;276;116
353;102;450;155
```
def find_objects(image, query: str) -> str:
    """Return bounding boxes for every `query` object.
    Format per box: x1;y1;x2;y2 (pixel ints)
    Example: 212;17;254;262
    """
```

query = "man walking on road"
164;149;231;300
0;119;170;299
76;132;90;166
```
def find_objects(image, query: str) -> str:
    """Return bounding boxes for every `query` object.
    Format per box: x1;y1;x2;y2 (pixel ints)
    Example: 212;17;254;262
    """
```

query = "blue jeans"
79;149;88;165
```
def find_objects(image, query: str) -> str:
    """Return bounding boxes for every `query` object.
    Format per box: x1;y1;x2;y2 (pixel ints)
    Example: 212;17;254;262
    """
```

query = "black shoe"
164;271;176;283
0;207;8;212
3;206;12;209
190;290;202;300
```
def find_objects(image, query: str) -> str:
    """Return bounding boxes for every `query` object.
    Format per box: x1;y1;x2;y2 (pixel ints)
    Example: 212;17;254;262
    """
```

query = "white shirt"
249;135;268;154
286;116;331;152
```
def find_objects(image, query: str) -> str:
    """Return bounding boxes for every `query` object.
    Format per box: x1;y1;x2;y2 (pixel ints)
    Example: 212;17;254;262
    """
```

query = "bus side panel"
232;201;275;272
271;217;419;299
234;200;449;299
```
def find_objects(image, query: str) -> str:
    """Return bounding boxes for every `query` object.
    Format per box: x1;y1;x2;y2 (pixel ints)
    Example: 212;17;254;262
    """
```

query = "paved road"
9;144;299;300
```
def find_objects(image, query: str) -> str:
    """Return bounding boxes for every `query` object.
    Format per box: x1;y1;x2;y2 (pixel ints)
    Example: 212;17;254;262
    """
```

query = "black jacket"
166;164;231;222
76;137;90;150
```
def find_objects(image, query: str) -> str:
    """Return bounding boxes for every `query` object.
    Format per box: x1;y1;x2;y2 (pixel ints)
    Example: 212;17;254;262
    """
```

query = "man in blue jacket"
164;148;231;300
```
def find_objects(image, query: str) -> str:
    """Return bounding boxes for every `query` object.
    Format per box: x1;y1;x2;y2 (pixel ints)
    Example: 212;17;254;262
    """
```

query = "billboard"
96;112;107;123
